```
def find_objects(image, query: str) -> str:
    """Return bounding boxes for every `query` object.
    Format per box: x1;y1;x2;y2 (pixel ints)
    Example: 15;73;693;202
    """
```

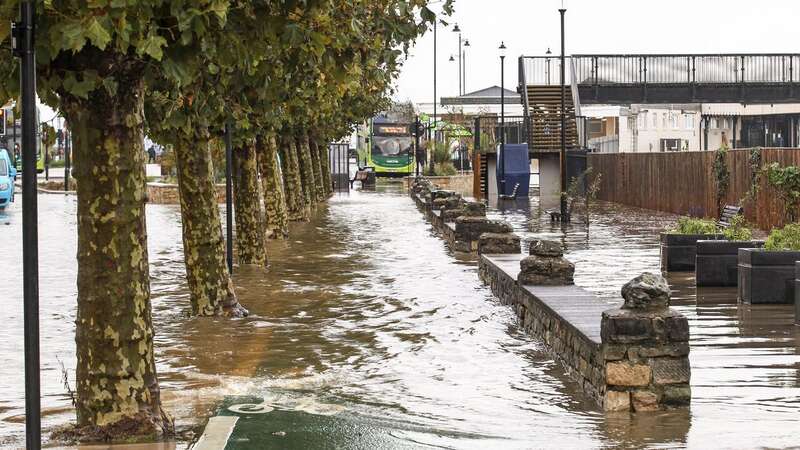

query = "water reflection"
0;188;797;448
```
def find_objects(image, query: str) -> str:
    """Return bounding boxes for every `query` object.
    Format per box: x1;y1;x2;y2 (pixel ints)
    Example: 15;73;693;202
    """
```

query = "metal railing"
328;143;350;192
521;54;800;86
473;116;528;153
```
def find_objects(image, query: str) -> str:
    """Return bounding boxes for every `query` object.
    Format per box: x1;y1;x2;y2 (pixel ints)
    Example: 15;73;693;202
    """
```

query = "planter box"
696;240;764;287
660;233;723;272
738;248;800;304
796;262;800;325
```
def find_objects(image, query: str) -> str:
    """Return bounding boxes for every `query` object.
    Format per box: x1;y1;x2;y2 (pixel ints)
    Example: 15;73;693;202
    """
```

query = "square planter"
738;248;800;304
796;262;800;325
696;240;764;287
660;233;723;272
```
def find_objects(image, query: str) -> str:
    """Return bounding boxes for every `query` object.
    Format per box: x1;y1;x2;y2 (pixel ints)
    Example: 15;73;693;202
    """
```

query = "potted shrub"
696;215;763;287
739;223;800;304
661;217;723;272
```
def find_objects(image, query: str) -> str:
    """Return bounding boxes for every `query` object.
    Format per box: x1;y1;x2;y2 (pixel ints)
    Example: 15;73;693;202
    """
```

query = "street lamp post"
463;39;470;94
499;41;507;196
12;0;42;447
559;7;568;222
453;23;461;95
433;16;437;172
546;47;552;85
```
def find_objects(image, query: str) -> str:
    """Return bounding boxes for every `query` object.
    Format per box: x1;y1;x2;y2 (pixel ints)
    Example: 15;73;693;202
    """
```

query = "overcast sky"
393;0;800;103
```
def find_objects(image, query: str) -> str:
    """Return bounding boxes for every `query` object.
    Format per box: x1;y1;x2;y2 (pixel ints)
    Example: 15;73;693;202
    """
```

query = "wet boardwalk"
1;187;799;448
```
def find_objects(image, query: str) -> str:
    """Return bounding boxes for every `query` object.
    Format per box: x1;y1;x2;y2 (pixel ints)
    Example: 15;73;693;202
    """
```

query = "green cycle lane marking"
196;395;502;450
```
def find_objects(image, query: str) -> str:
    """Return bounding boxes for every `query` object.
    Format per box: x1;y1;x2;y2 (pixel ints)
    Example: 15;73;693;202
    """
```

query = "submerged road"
1;187;799;449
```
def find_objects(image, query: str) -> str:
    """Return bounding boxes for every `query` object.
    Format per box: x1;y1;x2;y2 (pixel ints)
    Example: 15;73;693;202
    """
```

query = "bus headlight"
0;183;8;191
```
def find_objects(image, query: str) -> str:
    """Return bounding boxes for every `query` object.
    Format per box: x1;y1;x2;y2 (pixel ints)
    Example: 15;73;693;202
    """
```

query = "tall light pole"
559;7;568;221
546;47;552;85
463;39;470;94
453;23;462;95
433;16;437;154
12;1;41;447
499;41;507;196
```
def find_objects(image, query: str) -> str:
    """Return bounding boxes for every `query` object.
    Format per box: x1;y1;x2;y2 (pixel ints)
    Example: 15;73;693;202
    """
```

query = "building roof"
441;85;520;106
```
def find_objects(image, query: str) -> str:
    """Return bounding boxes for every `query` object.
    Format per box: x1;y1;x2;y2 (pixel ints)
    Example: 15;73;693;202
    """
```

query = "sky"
393;0;800;103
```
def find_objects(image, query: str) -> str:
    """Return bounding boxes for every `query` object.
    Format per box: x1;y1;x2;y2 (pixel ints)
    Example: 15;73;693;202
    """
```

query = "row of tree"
0;0;451;441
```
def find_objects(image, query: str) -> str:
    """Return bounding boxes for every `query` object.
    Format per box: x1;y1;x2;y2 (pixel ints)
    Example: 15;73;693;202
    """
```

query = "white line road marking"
193;416;239;450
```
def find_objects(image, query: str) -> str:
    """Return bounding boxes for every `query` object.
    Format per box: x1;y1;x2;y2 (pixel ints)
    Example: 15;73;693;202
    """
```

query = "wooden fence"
588;148;800;231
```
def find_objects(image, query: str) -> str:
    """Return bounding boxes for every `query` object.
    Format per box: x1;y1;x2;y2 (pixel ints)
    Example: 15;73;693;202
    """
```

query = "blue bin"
496;144;530;197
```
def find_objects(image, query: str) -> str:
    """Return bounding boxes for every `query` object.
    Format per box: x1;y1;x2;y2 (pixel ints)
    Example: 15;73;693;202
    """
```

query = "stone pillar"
517;239;575;285
601;273;691;412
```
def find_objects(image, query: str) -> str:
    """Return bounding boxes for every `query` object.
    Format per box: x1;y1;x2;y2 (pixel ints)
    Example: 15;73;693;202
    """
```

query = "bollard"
517;239;574;286
601;273;691;412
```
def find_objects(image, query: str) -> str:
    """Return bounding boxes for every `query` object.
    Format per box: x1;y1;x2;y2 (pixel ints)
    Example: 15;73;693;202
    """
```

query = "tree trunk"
63;83;171;436
174;135;248;317
256;134;289;239
296;132;317;212
312;137;333;197
281;135;306;221
233;141;267;265
308;137;325;202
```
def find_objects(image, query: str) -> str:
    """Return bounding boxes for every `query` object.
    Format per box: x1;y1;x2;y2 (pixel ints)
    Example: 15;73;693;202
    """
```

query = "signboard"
373;123;410;136
0;109;6;136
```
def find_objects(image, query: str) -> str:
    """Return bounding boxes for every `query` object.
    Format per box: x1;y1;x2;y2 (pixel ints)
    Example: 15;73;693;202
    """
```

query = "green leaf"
86;18;112;50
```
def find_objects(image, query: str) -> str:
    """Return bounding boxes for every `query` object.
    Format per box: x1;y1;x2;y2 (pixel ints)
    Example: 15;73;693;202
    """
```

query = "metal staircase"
519;56;585;153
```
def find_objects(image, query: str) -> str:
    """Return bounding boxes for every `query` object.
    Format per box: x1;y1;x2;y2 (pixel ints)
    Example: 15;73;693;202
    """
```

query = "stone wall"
410;176;691;412
410;179;510;253
478;255;606;404
479;255;691;412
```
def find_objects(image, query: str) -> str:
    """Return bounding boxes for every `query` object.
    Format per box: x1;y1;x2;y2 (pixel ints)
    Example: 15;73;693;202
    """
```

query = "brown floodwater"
1;185;799;449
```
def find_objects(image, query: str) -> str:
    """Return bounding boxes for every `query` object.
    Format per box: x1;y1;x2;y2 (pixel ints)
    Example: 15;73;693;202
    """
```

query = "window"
710;118;718;129
652;113;658;128
0;158;6;176
670;113;678;129
638;114;646;130
684;114;694;130
662;113;667;129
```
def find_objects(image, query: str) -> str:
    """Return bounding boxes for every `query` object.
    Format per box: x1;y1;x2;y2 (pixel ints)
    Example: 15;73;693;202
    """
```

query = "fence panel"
588;148;800;231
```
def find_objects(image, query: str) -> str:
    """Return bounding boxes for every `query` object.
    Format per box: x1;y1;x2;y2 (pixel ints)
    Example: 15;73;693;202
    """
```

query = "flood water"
1;185;799;449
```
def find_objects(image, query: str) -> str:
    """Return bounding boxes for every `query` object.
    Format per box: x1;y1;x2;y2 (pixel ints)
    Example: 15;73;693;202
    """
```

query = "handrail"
521;54;800;86
518;56;531;146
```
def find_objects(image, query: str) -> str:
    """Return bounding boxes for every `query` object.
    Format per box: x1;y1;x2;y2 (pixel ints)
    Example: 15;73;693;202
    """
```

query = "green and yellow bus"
368;120;414;177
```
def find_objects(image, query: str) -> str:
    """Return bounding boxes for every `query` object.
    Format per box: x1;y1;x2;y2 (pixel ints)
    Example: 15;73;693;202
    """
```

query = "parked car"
0;149;17;209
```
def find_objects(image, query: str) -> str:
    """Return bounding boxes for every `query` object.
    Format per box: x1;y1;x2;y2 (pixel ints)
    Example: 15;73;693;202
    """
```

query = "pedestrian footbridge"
518;54;800;152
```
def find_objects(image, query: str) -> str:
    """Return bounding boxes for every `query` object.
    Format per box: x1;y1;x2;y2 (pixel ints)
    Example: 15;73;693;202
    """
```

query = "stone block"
529;239;564;257
518;255;575;286
478;233;521;255
661;385;691;406
621;273;670;310
462;201;486;217
603;344;627;361
651;357;691;385
664;315;689;342
604;390;631;412
454;217;513;242
601;310;654;344
636;343;690;358
631;390;659;412
606;362;651;387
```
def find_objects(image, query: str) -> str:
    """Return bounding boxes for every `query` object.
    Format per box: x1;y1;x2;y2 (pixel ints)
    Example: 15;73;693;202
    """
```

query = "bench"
718;205;744;229
499;183;520;200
